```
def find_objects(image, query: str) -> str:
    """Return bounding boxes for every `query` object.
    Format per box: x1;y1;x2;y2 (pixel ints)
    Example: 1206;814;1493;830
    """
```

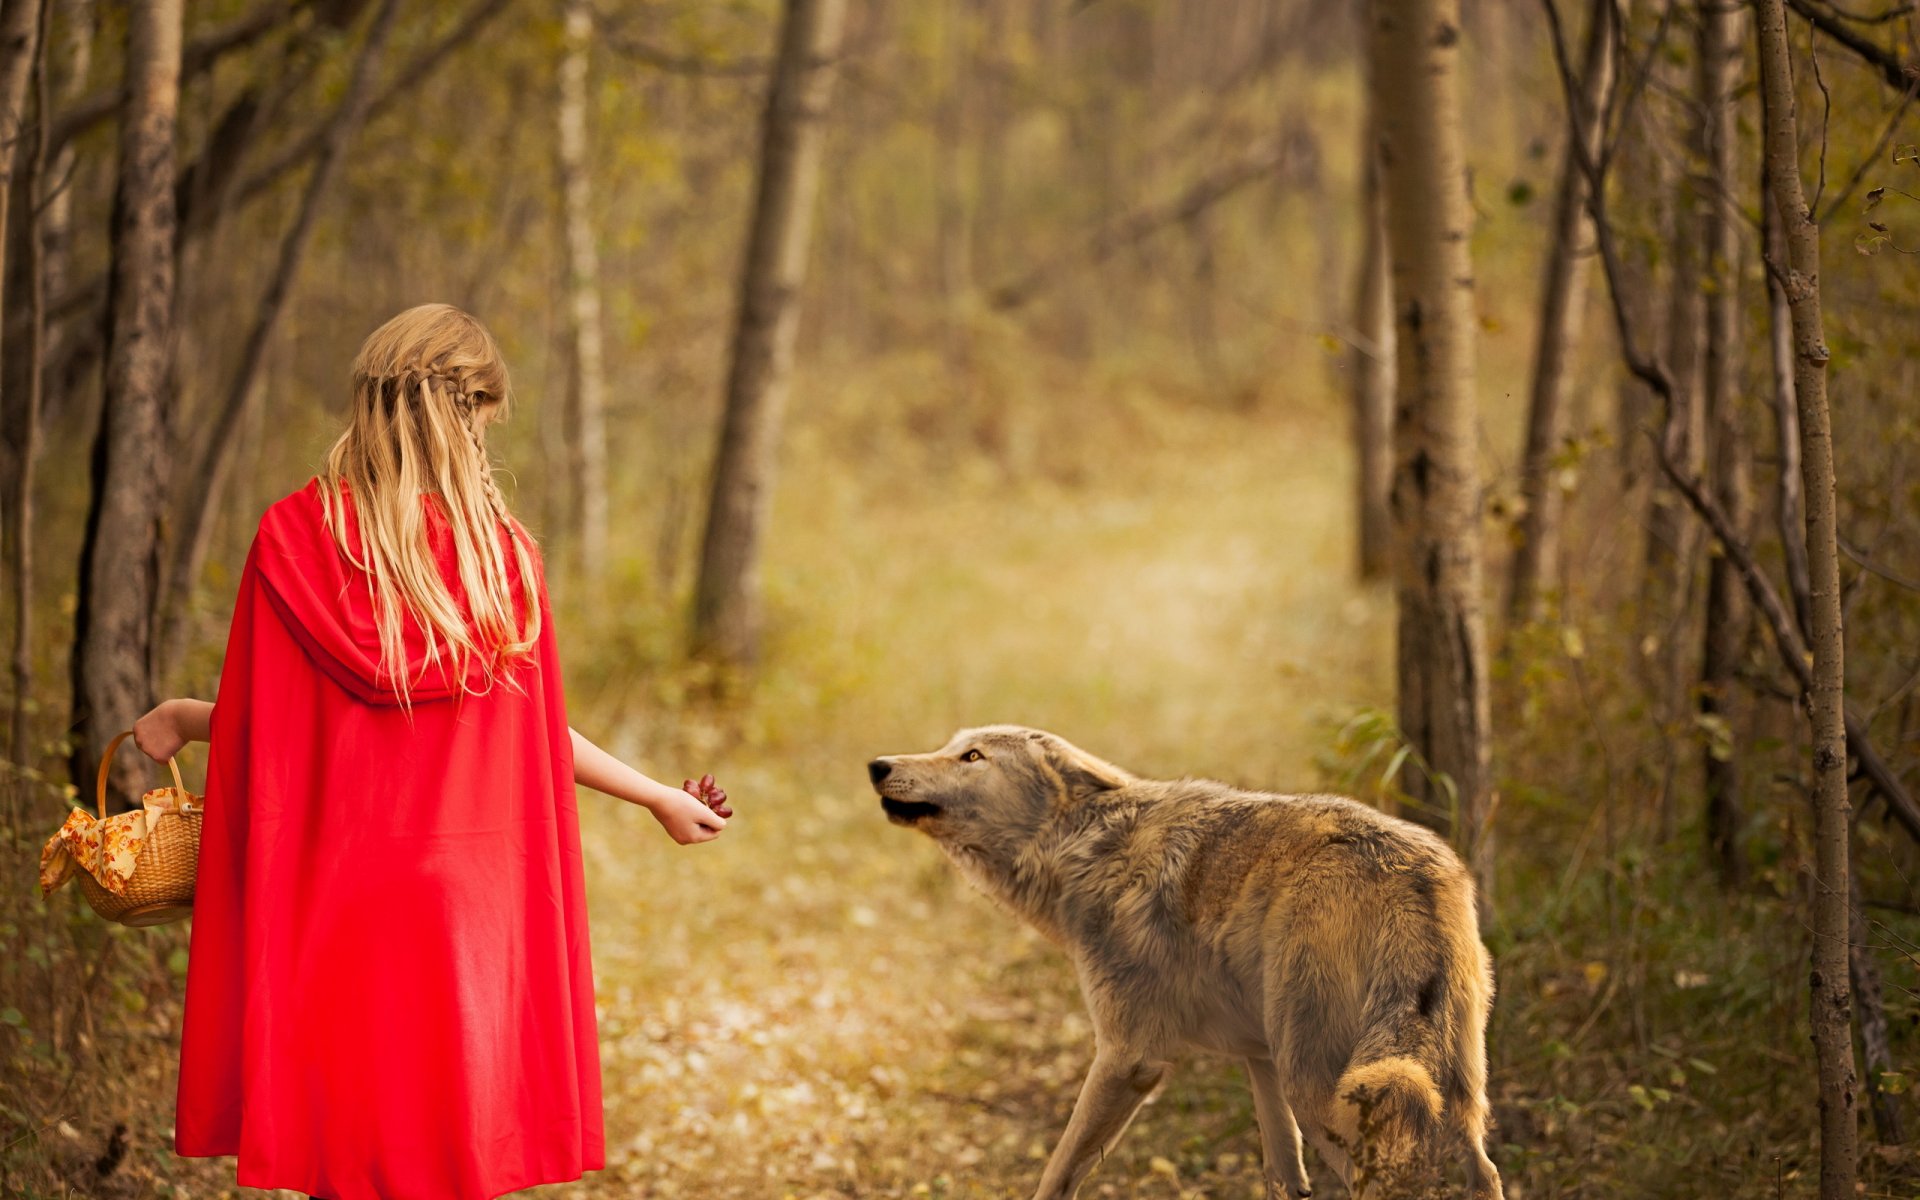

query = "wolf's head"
867;726;1133;853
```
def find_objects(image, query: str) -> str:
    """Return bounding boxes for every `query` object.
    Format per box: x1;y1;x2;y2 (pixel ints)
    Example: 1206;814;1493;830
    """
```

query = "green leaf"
0;1008;22;1027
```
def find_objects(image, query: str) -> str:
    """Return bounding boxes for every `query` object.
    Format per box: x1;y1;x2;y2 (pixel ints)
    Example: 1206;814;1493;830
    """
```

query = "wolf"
869;725;1502;1200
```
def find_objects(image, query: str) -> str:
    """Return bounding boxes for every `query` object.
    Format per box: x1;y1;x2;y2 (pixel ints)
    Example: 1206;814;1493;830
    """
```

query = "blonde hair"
319;303;542;702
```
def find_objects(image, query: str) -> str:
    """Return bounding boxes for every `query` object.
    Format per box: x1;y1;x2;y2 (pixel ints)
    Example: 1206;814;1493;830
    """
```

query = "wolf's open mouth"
881;797;942;823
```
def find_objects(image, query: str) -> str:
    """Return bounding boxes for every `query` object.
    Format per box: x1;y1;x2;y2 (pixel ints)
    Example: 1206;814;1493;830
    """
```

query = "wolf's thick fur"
870;726;1502;1200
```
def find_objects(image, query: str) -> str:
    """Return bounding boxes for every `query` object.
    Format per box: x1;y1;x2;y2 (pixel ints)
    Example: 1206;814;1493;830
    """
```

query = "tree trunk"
557;0;608;576
27;0;91;434
1851;870;1905;1145
162;0;398;670
0;0;44;423
68;0;181;809
691;0;848;665
1647;16;1710;840
1756;3;1857;1197
5;0;45;783
1351;94;1393;582
934;0;974;392
1507;0;1618;623
1697;0;1749;887
1610;80;1667;490
1764;187;1813;631
1644;238;1705;618
1370;0;1494;902
38;0;86;298
0;0;43;763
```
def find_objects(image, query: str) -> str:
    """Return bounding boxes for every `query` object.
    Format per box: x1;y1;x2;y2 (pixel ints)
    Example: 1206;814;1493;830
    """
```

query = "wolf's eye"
962;749;985;763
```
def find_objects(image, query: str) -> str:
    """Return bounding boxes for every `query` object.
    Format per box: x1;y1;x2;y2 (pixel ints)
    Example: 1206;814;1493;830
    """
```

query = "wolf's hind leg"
1030;1053;1169;1200
1458;1096;1504;1200
1245;1057;1313;1198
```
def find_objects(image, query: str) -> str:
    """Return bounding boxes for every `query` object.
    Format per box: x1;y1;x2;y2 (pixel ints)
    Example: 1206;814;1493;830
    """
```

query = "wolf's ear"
1047;737;1133;798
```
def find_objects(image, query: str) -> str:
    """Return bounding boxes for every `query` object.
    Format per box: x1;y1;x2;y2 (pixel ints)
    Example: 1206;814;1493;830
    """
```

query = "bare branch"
988;138;1297;312
1840;535;1920;591
603;33;767;77
1786;0;1920;92
1652;435;1920;841
1542;0;1920;841
227;0;513;208
163;0;403;652
46;0;299;153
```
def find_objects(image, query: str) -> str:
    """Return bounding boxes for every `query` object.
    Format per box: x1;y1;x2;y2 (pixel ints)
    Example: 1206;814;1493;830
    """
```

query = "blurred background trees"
1;0;1919;1195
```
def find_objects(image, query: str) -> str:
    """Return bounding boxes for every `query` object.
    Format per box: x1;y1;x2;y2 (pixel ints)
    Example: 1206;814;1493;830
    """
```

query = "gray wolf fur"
868;725;1502;1200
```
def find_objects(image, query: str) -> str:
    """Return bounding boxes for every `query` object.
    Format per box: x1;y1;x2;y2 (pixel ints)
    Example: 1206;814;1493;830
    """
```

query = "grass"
3;337;1914;1200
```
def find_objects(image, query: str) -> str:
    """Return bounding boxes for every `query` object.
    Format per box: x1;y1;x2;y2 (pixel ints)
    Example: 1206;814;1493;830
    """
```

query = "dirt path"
566;397;1390;1199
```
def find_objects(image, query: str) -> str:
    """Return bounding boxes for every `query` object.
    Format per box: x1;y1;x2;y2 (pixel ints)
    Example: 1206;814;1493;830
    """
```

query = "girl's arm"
569;727;727;845
133;698;214;761
134;702;726;845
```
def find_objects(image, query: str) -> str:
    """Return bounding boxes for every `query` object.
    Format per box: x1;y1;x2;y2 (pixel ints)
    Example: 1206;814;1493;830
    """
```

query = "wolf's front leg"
1030;1053;1169;1200
1245;1057;1312;1198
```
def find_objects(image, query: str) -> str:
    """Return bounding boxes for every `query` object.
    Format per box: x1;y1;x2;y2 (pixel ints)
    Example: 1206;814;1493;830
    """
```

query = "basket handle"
96;731;188;820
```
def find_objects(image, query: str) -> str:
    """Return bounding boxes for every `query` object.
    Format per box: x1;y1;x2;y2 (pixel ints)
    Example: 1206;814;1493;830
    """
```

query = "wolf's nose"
868;759;892;785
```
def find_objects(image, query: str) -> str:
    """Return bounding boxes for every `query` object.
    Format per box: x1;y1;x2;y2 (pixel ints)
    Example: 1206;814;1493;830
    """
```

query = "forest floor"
560;379;1392;1199
4;363;1887;1198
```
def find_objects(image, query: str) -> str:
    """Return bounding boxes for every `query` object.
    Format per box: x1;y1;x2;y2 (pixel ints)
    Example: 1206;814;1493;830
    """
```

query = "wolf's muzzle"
880;796;942;824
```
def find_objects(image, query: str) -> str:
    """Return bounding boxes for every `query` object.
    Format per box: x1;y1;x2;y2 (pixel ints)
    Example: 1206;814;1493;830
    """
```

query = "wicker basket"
75;732;201;927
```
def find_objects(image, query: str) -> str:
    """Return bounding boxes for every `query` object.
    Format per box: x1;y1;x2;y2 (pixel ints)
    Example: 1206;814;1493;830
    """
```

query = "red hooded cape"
175;480;604;1199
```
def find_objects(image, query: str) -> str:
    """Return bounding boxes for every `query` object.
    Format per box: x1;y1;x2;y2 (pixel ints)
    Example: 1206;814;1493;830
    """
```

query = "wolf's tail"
1329;883;1496;1180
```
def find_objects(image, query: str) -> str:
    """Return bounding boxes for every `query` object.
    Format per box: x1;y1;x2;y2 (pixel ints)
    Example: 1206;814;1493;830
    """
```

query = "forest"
1;0;1918;1196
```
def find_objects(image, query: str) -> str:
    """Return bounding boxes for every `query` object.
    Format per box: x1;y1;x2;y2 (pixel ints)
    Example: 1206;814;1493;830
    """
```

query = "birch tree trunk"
1351;100;1394;582
68;0;181;807
1764;190;1813;631
1507;0;1618;623
0;0;42;768
557;0;608;575
1370;0;1494;901
0;0;43;383
1851;871;1905;1145
1755;3;1857;1195
1696;0;1749;887
692;0;848;665
3;0;42;777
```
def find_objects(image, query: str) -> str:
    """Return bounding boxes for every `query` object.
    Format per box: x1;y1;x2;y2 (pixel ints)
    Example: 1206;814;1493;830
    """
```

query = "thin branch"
602;33;767;77
1786;0;1920;92
1652;436;1920;840
227;0;513;209
1541;0;1677;404
45;0;299;153
163;0;402;648
987;138;1297;311
9;0;514;356
1809;0;1914;22
1818;85;1917;224
1809;16;1832;212
1542;0;1920;841
1840;535;1920;591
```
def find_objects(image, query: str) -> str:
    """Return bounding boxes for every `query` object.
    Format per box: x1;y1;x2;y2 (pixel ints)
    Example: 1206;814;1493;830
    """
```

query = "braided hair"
320;304;543;704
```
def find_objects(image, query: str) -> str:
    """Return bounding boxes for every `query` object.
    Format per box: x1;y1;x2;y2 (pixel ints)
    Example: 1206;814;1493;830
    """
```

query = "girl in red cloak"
129;304;730;1200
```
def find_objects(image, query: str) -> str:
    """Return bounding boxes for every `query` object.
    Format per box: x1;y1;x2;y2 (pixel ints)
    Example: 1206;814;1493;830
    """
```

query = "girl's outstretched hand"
683;773;732;818
650;785;727;845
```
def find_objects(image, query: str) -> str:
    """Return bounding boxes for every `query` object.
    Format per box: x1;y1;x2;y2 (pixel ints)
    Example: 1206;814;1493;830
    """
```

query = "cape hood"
252;479;533;706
